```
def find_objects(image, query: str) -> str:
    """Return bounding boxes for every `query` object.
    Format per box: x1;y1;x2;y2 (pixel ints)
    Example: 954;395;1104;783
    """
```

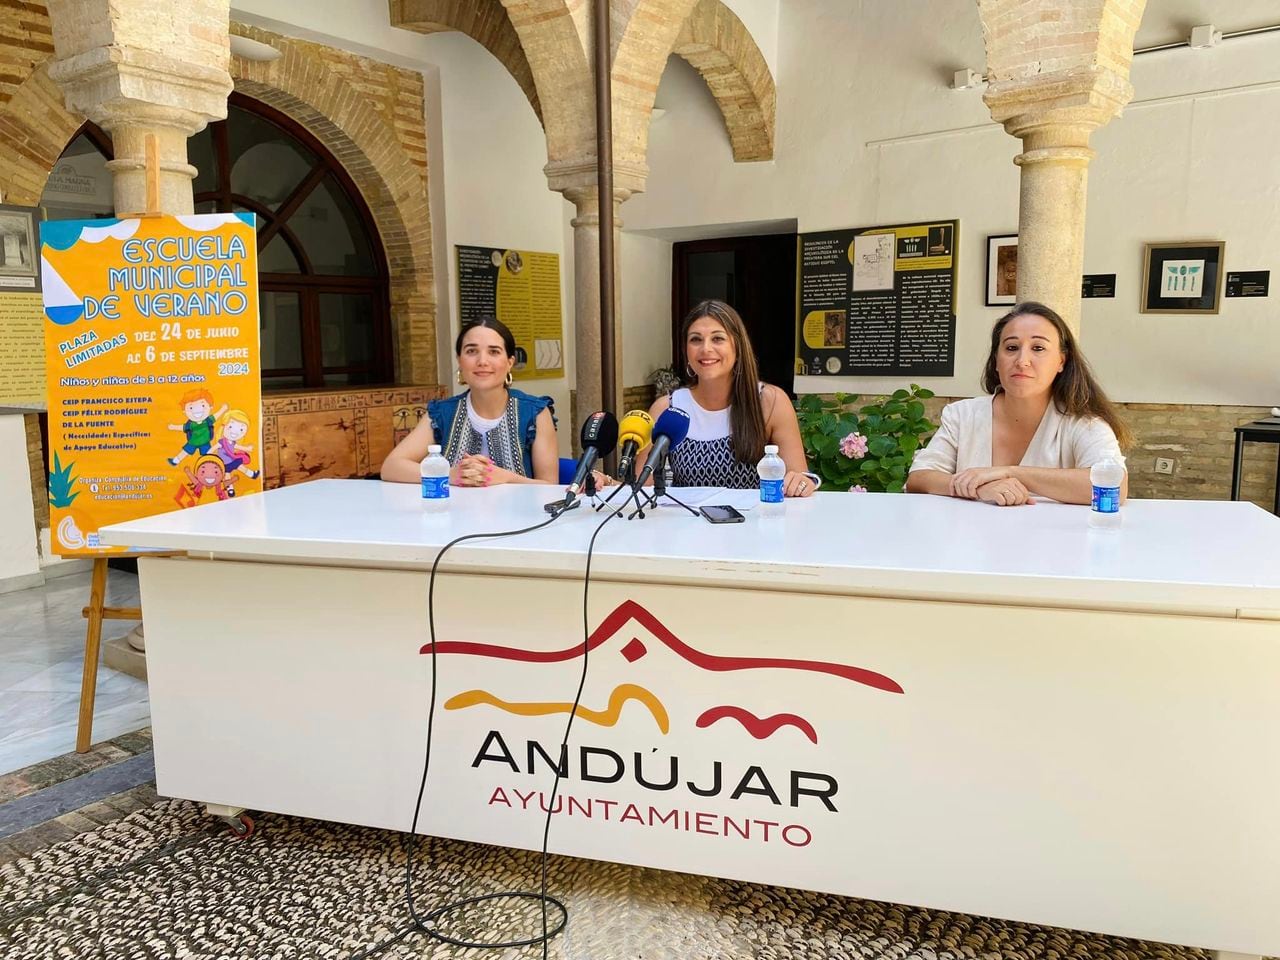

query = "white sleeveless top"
666;387;761;489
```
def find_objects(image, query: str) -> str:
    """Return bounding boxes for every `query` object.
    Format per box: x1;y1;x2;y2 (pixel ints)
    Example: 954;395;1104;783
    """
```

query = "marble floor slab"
0;569;149;776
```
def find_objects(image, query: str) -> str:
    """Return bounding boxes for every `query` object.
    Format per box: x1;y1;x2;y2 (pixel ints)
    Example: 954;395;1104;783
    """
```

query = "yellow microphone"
615;410;654;480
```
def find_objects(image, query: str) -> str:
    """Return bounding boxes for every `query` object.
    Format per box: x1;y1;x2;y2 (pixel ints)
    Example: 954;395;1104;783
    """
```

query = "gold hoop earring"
505;371;514;387
455;369;465;386
685;363;697;382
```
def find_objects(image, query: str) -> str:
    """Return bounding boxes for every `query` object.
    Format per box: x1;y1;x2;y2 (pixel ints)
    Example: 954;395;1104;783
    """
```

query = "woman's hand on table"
452;454;496;487
950;466;1013;500
784;471;815;498
975;477;1033;506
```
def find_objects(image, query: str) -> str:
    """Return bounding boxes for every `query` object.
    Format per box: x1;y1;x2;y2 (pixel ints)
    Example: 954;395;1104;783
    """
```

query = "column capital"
984;67;1133;153
545;157;647;203
48;47;233;137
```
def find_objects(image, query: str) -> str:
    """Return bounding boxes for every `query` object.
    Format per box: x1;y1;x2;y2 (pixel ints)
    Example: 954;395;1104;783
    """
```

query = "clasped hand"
950;466;1033;507
451;453;615;490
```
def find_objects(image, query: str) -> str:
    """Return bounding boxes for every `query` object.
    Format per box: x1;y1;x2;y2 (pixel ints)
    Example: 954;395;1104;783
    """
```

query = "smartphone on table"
699;504;746;524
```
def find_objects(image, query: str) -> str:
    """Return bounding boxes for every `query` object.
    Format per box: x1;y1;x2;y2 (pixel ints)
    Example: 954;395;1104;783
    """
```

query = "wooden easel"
76;555;142;752
75;134;166;754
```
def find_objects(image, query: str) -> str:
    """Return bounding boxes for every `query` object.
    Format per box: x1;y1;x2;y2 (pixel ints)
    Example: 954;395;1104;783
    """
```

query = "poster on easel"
41;214;261;555
796;220;958;378
455;244;564;380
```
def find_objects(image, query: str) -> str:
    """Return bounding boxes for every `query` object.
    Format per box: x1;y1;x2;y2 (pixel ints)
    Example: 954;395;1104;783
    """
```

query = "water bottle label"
421;476;449;500
760;478;784;504
1091;485;1119;514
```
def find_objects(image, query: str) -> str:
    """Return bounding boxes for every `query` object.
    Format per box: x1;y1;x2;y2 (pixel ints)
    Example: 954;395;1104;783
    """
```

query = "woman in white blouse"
906;302;1131;506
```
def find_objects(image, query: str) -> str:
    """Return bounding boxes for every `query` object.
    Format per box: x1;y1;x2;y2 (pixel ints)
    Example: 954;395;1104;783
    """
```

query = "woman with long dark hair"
644;299;815;496
906;301;1130;506
381;317;559;486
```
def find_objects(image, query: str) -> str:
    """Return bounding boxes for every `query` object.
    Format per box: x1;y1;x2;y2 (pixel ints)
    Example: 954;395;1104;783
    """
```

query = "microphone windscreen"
652;406;690;448
618;410;653;447
580;410;619;456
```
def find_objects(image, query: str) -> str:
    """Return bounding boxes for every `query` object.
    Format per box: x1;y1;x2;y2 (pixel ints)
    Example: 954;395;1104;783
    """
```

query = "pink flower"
850;484;867;493
840;432;868;459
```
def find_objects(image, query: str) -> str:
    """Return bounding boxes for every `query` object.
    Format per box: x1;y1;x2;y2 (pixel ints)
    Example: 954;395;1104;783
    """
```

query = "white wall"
620;232;673;390
420;32;575;453
628;0;1280;406
236;0;1280;409
0;415;40;585
232;0;575;453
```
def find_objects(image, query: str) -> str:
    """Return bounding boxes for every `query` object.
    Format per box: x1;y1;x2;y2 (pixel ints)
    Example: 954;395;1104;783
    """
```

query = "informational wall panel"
797;221;957;378
456;245;564;380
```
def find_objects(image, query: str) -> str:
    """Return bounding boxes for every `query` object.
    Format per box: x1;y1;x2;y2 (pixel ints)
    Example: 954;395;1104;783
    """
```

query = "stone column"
44;0;232;661
46;0;233;216
979;0;1145;334
549;161;644;431
984;100;1116;331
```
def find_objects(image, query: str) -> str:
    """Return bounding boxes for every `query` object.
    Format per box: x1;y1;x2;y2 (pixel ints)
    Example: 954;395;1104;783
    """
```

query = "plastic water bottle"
757;444;786;519
420;444;450;513
1088;456;1125;530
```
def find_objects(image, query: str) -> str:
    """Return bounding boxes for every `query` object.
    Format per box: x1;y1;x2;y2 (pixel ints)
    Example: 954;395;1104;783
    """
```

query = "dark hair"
982;301;1132;449
455;316;516;357
680;299;768;464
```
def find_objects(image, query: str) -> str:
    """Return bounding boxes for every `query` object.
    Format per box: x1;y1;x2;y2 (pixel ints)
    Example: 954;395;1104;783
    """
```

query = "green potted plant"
795;386;937;493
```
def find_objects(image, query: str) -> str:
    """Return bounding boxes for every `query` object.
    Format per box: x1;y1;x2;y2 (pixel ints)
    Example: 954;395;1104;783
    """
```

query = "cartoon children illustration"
167;389;228;467
174;454;236;508
214;409;261;479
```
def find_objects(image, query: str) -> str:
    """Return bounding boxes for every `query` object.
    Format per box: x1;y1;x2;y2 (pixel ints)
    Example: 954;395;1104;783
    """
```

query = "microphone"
615;410;653;481
563;411;619;502
634;407;690;488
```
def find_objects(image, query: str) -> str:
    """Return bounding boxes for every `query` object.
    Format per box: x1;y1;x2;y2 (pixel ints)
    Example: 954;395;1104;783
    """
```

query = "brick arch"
611;0;774;168
389;0;541;122
611;0;700;167
232;25;437;385
671;0;774;162
0;62;84;205
497;0;595;167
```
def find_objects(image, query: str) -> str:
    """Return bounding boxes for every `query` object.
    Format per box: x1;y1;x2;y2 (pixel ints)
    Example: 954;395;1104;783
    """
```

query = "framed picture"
1140;241;1225;314
985;234;1018;306
0;202;41;291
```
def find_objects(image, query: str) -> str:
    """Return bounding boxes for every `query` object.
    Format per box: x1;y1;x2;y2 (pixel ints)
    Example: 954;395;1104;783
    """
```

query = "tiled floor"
0;569;150;776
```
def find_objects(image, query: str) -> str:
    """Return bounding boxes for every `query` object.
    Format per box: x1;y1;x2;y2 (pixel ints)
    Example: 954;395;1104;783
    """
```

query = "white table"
103;481;1280;958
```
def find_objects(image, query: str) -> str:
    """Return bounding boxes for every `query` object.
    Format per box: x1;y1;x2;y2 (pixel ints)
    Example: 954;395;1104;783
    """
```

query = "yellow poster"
41;214;261;556
456;245;564;380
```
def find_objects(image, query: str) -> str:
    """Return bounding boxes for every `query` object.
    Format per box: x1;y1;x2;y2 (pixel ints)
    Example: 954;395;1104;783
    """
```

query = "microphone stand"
628;452;698;519
593;471;630;511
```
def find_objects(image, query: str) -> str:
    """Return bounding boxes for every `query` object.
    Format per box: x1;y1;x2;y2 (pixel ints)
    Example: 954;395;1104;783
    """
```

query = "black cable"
2;488;638;959
535;484;638;958
351;499;585;960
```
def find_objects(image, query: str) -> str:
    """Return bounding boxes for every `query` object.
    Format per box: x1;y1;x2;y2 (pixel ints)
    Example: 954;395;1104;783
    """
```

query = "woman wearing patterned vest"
381;317;558;487
644;300;816;497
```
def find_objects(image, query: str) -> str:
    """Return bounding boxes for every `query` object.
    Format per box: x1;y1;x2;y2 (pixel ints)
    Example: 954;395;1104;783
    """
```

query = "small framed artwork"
0;202;42;291
985;234;1018;306
1140;241;1226;314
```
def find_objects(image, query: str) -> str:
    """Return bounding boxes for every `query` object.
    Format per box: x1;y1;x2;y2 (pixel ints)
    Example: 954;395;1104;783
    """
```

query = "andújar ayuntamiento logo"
420;599;903;853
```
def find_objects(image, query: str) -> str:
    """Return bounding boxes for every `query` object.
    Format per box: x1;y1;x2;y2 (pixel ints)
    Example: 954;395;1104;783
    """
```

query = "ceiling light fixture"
230;35;283;63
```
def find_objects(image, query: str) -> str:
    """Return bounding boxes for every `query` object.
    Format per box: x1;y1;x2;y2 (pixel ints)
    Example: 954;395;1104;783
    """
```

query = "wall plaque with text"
796;220;957;378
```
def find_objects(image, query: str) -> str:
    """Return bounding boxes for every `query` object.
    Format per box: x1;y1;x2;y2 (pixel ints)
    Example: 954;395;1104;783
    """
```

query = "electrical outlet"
1154;457;1175;475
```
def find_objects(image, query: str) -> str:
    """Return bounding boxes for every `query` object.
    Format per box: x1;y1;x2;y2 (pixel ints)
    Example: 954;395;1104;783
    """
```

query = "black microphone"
564;411;619;502
634;407;691;488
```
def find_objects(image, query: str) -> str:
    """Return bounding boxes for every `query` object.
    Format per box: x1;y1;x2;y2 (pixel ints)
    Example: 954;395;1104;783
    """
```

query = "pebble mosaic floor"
0;776;1226;960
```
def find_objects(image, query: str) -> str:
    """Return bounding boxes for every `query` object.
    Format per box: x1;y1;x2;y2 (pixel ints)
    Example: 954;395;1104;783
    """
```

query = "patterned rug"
0;798;1212;960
